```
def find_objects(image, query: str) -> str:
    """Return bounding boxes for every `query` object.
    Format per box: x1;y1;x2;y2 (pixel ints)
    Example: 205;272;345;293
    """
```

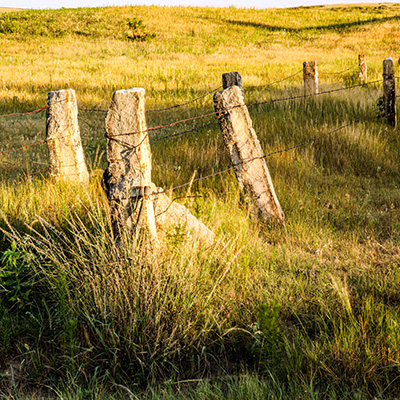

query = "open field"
0;4;400;399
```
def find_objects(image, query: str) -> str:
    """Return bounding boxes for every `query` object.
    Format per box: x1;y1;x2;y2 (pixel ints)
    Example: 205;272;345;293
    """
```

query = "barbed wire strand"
151;107;378;197
0;97;76;119
0;160;20;172
245;70;302;90
150;121;218;143
0;167;51;185
249;79;382;108
106;120;218;150
319;64;358;76
0;140;47;155
147;86;222;113
80;108;107;113
155;195;203;218
0;106;48;118
80;86;223;115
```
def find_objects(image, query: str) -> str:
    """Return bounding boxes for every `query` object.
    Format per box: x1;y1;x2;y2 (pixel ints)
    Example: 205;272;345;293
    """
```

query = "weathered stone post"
383;57;396;127
222;71;244;98
213;85;285;224
46;89;89;184
103;88;157;243
358;54;367;83
303;61;318;95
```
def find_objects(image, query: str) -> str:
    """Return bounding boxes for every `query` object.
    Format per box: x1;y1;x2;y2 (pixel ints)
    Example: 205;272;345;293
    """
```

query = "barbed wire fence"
0;63;397;189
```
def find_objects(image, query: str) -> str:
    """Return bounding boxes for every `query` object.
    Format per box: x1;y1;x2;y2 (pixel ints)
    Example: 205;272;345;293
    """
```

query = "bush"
124;18;156;42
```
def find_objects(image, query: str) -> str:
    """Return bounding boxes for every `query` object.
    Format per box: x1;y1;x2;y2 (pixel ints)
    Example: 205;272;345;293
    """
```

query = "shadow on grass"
210;14;400;35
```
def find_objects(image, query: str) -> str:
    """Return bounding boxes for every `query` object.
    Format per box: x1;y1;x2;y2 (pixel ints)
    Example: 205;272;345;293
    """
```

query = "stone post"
103;88;157;243
383;57;396;127
222;71;244;97
213;85;285;224
358;54;367;83
303;61;318;95
46;89;89;184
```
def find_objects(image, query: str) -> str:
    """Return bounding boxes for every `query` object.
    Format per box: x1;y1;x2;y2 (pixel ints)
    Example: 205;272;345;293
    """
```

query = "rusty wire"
0;140;47;155
248;79;382;109
0;167;51;185
106;79;382;146
319;64;358;76
150;106;378;197
0;75;386;186
0;106;48;118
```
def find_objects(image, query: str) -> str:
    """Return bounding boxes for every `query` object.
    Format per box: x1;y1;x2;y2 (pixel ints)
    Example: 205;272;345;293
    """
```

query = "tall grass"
1;4;400;399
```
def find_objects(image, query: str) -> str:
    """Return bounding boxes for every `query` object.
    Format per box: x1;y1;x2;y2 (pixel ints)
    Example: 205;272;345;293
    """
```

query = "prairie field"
0;4;400;399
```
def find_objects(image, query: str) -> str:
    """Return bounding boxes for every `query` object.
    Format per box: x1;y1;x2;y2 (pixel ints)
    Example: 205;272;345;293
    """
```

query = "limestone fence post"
383;57;396;127
103;88;157;244
46;89;89;184
303;61;318;95
213;84;285;225
358;54;367;83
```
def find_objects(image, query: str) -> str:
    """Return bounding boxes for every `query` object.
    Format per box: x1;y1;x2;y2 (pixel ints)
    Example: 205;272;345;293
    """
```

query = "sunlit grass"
1;4;400;399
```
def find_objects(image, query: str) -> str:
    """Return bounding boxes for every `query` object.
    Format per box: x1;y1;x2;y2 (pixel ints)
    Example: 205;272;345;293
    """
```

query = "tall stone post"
103;88;157;244
222;71;244;97
213;85;285;225
358;54;367;83
46;89;89;184
303;61;318;95
383;57;396;127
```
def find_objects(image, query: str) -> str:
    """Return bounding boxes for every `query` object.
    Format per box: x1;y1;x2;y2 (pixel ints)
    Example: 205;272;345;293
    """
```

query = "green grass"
1;4;400;399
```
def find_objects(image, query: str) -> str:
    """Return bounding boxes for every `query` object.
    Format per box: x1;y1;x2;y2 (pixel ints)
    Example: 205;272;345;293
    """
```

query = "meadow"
0;4;400;398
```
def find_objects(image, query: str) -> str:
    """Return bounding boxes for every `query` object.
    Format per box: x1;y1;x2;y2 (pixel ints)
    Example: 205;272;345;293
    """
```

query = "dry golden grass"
1;5;400;399
0;4;399;108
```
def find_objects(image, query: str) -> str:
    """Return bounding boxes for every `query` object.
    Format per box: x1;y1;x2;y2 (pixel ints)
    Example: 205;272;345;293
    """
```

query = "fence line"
0;69;392;122
0;67;393;184
107;78;382;145
150;106;379;197
0;101;376;186
0;76;380;158
66;67;369;115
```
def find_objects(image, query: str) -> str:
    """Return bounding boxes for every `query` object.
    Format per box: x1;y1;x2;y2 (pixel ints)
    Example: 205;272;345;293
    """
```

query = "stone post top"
214;84;244;103
114;88;145;95
48;88;75;95
383;58;395;75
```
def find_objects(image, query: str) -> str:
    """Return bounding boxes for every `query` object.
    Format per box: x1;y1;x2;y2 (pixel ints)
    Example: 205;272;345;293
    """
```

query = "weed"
0;241;34;309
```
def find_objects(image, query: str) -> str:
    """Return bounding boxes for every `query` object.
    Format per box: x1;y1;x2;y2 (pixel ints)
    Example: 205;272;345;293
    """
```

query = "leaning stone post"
303;61;318;95
103;88;157;243
46;89;89;184
383;57;396;127
358;54;367;83
222;71;244;98
213;85;285;224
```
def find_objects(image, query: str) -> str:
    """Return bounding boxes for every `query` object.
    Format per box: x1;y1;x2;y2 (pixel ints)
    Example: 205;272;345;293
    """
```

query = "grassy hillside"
1;4;400;399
